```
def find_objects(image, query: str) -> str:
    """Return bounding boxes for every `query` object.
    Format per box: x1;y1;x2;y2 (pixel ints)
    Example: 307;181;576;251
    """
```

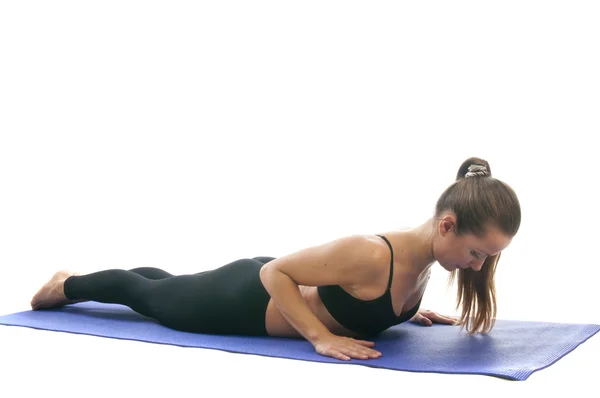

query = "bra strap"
375;234;394;290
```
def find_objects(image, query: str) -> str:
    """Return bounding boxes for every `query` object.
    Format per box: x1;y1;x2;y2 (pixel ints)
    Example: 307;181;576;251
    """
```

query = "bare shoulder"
330;233;391;266
260;233;390;287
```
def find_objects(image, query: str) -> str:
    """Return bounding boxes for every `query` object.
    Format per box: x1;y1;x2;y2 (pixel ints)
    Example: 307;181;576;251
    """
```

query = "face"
433;215;513;272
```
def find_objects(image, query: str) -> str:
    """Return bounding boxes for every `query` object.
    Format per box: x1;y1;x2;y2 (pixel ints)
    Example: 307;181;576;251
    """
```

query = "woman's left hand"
410;309;459;326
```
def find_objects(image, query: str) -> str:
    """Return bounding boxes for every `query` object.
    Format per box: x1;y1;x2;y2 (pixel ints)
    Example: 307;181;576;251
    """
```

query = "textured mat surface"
1;302;598;380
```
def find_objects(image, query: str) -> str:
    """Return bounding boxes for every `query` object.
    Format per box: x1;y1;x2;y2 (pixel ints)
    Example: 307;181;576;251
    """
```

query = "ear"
438;214;457;237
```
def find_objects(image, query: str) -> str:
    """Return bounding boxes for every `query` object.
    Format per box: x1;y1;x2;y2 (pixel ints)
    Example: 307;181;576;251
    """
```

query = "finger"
350;340;382;357
358;349;382;358
411;313;432;326
344;347;376;360
431;314;459;325
353;345;382;358
421;311;455;324
409;314;424;324
429;316;452;324
347;349;369;360
338;343;381;359
330;350;351;361
353;339;376;347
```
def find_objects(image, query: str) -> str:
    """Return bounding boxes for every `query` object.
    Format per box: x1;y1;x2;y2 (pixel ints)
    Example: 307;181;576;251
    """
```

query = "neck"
401;217;437;275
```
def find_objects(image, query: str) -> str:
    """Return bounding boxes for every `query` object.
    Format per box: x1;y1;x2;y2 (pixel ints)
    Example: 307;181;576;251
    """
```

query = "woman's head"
432;157;521;334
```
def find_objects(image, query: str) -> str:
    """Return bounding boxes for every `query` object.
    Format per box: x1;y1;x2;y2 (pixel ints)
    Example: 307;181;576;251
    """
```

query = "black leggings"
63;257;276;336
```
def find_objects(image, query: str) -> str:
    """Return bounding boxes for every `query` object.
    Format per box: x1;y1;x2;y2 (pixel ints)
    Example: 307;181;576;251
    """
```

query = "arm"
259;234;387;343
408;271;459;326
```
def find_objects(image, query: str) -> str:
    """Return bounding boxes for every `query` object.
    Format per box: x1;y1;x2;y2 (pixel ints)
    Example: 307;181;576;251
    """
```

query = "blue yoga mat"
0;302;597;381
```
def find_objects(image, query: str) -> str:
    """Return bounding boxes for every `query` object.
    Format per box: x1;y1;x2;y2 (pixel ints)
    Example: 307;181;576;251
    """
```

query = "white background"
1;1;598;396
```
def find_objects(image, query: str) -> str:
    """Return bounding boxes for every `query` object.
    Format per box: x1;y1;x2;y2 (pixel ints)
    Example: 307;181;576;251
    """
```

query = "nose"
470;258;485;271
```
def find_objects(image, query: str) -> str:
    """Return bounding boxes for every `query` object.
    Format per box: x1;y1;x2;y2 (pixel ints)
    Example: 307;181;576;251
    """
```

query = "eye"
470;250;480;259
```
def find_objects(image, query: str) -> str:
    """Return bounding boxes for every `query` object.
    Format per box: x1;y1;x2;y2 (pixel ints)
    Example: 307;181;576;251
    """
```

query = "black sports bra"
317;235;422;336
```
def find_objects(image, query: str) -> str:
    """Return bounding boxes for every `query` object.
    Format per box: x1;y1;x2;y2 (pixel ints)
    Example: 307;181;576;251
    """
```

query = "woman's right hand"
313;334;382;361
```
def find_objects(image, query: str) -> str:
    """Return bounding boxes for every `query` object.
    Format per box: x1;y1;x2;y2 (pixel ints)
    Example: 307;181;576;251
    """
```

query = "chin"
440;262;458;272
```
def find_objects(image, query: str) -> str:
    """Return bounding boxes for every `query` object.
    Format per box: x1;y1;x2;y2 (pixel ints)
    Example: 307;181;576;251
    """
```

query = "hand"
313;334;382;361
410;309;459;326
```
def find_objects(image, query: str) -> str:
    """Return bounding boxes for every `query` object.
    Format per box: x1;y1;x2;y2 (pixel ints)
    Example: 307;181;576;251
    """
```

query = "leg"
30;258;272;335
30;269;163;312
30;264;233;309
115;261;270;281
128;267;175;280
61;270;177;322
30;267;177;308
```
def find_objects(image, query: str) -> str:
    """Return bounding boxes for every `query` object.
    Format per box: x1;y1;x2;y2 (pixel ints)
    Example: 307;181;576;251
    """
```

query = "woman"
30;157;521;362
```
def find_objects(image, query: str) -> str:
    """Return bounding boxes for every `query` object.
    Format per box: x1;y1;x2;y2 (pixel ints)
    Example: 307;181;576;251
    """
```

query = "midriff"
264;285;363;338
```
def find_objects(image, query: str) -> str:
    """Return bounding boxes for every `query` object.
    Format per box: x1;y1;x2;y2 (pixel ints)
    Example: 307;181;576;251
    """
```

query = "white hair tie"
465;164;489;178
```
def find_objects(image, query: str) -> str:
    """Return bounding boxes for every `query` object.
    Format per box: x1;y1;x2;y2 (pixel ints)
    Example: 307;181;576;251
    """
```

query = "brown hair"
435;157;521;334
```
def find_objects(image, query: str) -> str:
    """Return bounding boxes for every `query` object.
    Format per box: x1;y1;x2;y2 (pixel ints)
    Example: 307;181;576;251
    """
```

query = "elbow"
259;262;296;291
259;262;270;285
259;262;278;290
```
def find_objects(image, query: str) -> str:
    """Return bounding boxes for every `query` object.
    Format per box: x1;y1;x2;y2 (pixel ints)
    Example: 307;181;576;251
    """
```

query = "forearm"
260;266;332;344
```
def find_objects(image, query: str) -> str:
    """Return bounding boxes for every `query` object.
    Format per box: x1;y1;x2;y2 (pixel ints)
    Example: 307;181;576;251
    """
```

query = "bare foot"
30;270;82;310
